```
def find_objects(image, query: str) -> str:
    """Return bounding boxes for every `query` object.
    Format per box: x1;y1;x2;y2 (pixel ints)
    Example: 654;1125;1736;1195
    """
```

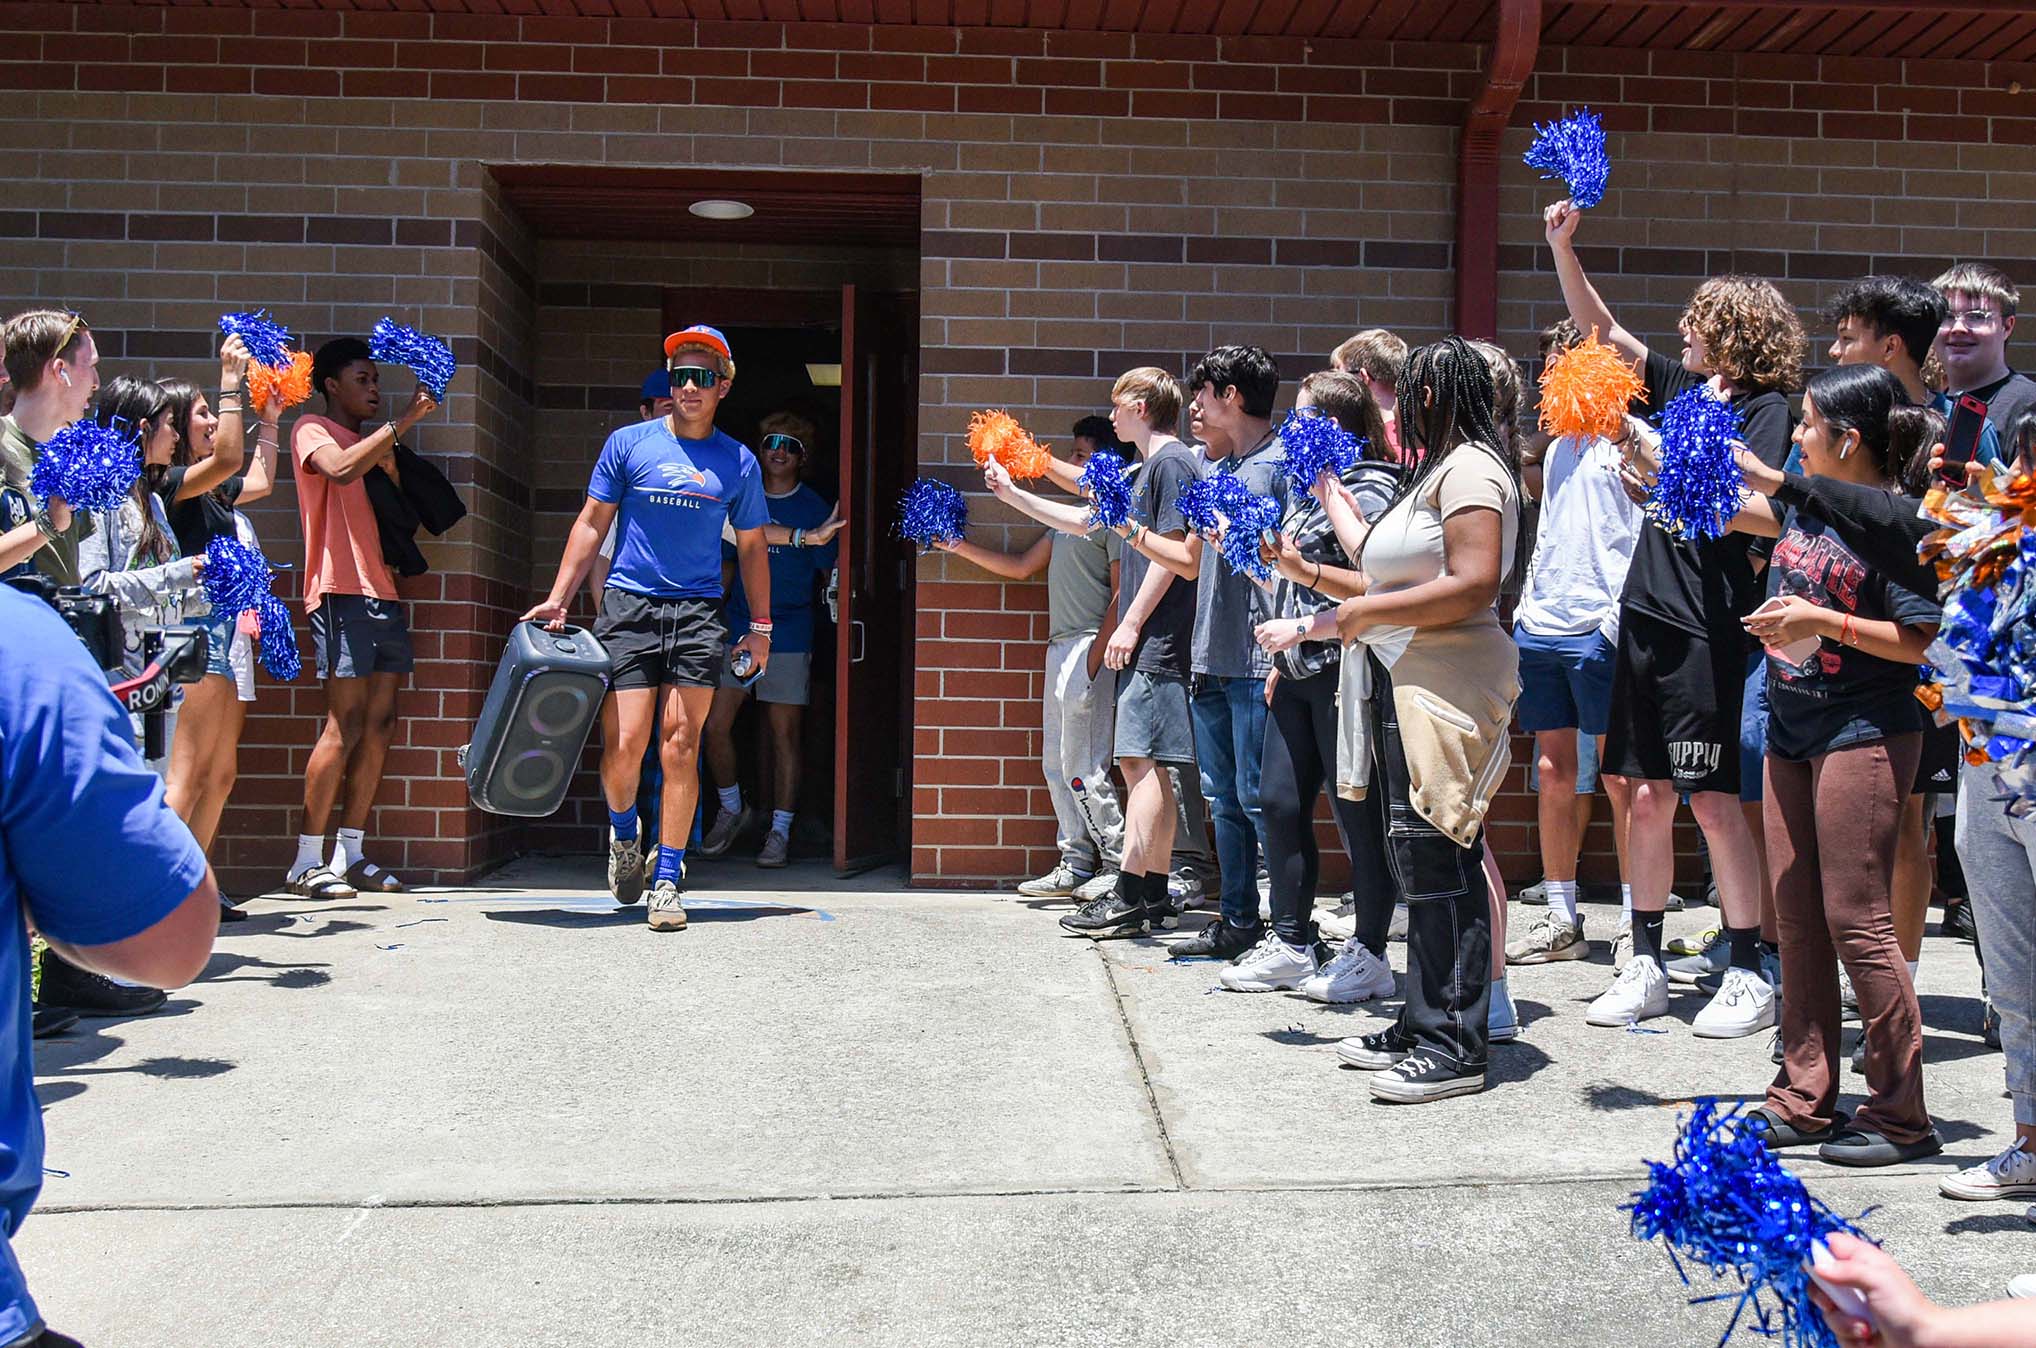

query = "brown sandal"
344;859;408;894
283;865;357;900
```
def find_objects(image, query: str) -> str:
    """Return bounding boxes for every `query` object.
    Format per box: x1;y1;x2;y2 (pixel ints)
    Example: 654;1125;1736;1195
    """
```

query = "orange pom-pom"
247;349;313;412
1538;329;1644;439
966;409;1053;480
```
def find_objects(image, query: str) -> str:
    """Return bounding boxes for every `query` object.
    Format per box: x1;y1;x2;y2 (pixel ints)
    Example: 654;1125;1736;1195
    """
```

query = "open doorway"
495;164;921;876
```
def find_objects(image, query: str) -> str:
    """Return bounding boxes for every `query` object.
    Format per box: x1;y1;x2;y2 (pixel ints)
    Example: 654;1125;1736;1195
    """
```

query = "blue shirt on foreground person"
0;586;215;1343
589;420;769;600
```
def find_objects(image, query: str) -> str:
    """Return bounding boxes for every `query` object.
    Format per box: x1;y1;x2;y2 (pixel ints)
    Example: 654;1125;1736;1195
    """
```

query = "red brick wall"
4;2;2032;890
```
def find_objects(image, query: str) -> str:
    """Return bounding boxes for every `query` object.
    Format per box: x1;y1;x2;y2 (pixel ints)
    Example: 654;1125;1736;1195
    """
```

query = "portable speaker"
462;622;614;817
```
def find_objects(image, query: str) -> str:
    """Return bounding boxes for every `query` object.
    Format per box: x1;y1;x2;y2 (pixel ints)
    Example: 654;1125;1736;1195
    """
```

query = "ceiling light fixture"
805;363;843;388
688;199;755;220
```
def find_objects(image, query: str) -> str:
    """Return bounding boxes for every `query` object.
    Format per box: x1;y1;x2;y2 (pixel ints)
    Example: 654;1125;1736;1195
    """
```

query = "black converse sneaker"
1368;1050;1486;1103
1170;920;1261;960
1057;893;1153;939
1335;1027;1412;1070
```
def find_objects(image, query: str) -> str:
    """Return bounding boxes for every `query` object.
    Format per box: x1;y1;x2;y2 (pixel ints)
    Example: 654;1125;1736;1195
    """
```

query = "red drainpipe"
1455;0;1542;340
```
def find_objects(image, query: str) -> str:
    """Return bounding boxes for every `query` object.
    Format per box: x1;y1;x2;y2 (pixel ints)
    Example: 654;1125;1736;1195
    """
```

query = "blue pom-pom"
1178;472;1253;537
28;420;141;513
370;316;457;401
1525;108;1611;210
1215;490;1282;583
218;310;295;371
1079;450;1134;531
896;477;968;553
1647;386;1746;541
1278;411;1362;497
201;536;300;681
1628;1099;1868;1348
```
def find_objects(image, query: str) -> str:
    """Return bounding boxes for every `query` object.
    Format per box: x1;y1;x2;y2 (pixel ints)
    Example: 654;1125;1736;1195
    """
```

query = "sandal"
1747;1106;1849;1149
284;865;357;900
344;859;408;894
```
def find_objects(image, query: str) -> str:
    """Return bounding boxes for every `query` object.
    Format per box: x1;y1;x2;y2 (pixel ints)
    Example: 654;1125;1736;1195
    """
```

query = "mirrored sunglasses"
761;433;804;455
669;365;721;389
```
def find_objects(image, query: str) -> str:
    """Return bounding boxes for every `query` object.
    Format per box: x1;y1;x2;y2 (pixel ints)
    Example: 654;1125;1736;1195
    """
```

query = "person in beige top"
1258;336;1521;1104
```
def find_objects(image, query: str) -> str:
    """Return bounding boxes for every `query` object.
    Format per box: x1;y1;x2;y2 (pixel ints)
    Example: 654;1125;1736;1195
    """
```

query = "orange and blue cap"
663;324;732;366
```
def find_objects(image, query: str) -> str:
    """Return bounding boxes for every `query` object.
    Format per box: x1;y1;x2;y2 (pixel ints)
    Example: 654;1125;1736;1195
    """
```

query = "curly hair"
1681;275;1804;395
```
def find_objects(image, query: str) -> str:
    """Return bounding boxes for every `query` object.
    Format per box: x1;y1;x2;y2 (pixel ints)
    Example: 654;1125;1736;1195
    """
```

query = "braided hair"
1390;335;1519;508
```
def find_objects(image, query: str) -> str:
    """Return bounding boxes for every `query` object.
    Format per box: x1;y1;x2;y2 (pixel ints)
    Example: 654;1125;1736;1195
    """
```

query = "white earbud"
56;368;71;387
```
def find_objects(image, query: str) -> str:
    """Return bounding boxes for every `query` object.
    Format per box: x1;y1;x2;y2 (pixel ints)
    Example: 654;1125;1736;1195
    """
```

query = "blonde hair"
669;343;734;381
3;308;89;392
1933;261;2020;319
1682;275;1805;394
1110;366;1183;435
1468;339;1525;455
759;410;816;446
1330;329;1409;388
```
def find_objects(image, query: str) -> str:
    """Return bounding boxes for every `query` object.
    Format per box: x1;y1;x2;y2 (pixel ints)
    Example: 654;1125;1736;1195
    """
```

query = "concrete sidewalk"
24;858;2032;1345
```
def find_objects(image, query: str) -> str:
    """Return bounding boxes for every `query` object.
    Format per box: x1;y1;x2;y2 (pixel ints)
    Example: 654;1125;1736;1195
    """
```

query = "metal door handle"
850;620;866;663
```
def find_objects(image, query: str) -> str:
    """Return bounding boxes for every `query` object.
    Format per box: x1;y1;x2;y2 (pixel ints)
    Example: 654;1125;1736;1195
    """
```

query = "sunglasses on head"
669;365;721;390
761;433;804;455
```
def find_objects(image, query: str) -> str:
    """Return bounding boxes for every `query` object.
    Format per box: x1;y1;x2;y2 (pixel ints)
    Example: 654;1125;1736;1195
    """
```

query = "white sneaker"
608;835;644;906
2010;1271;2036;1299
1387;901;1409;943
1218;932;1319;992
1488;977;1519;1043
1612;919;1633;971
1316;894;1357;942
1017;862;1087;897
1586;955;1669;1027
1299;938;1395;1004
756;829;790;869
1073;871;1119;902
698;806;752;859
1939;1139;2036;1201
647;880;687;932
1505;912;1588;965
1691;967;1776;1039
1168;869;1206;911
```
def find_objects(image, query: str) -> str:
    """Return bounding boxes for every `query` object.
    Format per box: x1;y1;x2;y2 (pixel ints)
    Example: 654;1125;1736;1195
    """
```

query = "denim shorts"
1514;625;1617;736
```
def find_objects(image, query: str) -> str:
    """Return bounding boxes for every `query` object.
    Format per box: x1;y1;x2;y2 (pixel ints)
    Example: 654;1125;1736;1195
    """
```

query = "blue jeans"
1191;674;1268;929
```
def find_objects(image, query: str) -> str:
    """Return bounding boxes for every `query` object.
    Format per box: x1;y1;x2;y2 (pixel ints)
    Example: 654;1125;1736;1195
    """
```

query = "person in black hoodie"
1545;197;1803;1040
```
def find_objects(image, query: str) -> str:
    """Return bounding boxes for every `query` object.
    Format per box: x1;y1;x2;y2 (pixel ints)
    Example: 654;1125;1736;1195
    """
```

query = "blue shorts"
1514;626;1616;736
197;605;235;679
1739;655;1767;804
1527;729;1600;795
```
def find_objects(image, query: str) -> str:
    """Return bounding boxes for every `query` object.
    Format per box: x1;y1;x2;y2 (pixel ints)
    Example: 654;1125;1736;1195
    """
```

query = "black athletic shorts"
1603;608;1747;796
310;594;414;679
596;589;725;691
1914;719;1961;796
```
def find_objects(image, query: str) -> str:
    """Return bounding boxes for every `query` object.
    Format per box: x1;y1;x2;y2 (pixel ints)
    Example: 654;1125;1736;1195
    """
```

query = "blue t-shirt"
724;485;837;654
588;421;769;600
0;588;208;1338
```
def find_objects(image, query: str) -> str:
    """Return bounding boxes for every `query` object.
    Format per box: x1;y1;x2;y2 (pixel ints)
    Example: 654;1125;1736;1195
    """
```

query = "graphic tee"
588;419;768;600
1120;438;1198;678
1761;504;1939;761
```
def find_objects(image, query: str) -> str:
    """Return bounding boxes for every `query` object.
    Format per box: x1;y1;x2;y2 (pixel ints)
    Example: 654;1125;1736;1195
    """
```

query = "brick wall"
3;1;2031;888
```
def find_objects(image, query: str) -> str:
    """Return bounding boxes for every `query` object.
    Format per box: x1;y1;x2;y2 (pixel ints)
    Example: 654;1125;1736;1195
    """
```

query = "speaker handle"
521;619;591;639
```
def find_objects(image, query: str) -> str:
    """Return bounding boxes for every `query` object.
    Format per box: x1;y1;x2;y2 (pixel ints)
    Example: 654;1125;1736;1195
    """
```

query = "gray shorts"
1114;668;1196;766
720;647;812;706
310;594;414;679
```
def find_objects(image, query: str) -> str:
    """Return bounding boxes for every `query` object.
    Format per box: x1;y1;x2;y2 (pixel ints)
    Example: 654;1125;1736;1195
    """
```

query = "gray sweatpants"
1955;764;2036;1127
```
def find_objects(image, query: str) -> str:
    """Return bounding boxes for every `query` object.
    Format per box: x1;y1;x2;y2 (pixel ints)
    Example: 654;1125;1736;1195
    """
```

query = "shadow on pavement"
199;952;334;989
485;901;818;929
1582;1083;1764;1112
1942;1211;2036;1236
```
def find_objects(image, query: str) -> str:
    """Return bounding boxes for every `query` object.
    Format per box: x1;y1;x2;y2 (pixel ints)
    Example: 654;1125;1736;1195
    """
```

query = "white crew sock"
1546;879;1579;927
1620;884;1633;924
332;827;365;875
770;809;794;836
290;834;325;880
718;785;742;816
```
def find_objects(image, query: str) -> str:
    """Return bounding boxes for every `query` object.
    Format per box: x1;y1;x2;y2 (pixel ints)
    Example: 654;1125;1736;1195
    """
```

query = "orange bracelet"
1842;614;1856;647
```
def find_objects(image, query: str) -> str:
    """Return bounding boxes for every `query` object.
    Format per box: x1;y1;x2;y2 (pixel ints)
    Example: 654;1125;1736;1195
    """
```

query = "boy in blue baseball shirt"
525;325;772;930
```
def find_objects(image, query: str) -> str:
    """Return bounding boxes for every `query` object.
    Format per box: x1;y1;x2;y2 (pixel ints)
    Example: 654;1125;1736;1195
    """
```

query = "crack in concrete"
1095;944;1187;1192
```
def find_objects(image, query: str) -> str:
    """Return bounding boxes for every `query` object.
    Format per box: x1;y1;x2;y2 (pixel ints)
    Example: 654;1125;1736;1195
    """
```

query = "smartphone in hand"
1937;392;1989;484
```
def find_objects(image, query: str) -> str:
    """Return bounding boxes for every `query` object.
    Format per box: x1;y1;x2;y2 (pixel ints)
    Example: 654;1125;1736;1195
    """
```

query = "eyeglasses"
669;365;721;389
1947;309;2002;330
1294;406;1326;419
761;433;804;455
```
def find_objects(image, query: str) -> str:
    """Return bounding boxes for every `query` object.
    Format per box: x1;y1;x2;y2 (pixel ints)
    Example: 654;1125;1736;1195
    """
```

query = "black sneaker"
1058;894;1155;940
1849;1034;1866;1076
31;1006;79;1039
1368;1050;1485;1103
1336;1027;1412;1070
36;951;167;1017
1943;898;1978;944
1984;998;2002;1049
1770;1027;1784;1064
32;1331;84;1347
218;900;249;924
1169;920;1261;960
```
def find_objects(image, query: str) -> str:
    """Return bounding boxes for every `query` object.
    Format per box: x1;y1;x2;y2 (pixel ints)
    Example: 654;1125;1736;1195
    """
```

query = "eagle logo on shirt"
659;463;710;489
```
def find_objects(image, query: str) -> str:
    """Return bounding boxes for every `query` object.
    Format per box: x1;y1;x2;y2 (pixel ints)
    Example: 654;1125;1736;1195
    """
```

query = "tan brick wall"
3;2;2031;887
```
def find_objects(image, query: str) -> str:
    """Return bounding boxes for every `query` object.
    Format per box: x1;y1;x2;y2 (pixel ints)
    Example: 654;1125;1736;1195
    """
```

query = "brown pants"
1764;733;1930;1143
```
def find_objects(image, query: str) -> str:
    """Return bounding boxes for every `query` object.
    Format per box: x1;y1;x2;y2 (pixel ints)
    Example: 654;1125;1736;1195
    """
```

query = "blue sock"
608;806;638;842
656;845;685;886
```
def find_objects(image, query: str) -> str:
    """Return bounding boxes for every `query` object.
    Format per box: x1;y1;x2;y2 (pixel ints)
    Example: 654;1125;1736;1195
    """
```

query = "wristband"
793;527;805;548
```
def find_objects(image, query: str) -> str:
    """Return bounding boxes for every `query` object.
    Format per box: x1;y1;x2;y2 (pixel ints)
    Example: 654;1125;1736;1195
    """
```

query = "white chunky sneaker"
1072;870;1119;902
1586;955;1669;1027
1691;967;1776;1039
647;880;688;932
1316;895;1357;942
1939;1139;2036;1202
1299;938;1396;1004
608;835;644;906
1218;932;1319;992
1488;978;1519;1043
1387;901;1409;943
1017;862;1087;898
1505;912;1588;965
1612;919;1634;971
